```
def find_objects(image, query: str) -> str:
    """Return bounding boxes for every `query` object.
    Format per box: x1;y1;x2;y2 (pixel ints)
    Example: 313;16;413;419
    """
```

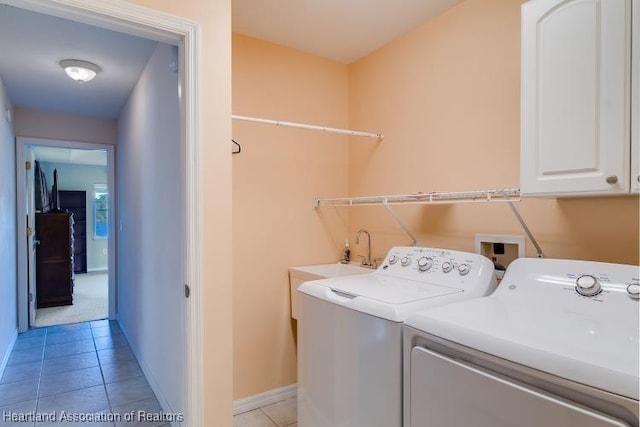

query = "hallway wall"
13;108;117;145
125;1;234;424
117;43;184;416
0;76;17;371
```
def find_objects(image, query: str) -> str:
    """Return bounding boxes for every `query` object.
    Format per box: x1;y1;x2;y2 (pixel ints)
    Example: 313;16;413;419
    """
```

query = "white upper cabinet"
521;0;631;197
632;0;640;193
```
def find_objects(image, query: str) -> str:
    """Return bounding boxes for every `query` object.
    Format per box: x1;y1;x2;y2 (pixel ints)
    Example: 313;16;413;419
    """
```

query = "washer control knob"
458;264;470;276
417;257;433;271
388;255;398;265
401;256;411;267
627;283;640;300
441;261;454;273
575;275;602;297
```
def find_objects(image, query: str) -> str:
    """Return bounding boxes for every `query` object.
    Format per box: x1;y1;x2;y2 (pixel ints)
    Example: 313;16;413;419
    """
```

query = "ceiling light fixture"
59;59;101;83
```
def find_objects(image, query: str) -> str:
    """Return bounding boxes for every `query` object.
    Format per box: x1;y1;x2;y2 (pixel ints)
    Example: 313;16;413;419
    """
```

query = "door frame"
5;0;203;425
16;137;116;325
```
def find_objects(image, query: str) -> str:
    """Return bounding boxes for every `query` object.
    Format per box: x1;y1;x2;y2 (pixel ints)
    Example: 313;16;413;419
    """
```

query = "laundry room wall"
13;108;117;144
347;0;639;265
232;34;350;399
0;76;17;372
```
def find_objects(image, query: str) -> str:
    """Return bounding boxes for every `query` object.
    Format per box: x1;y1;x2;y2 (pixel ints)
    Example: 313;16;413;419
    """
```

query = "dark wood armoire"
35;212;74;308
59;190;87;274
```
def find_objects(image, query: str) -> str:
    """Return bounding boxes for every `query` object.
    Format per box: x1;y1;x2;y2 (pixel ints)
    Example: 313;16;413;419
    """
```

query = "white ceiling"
32;146;107;167
0;4;158;119
232;0;465;64
0;1;464;121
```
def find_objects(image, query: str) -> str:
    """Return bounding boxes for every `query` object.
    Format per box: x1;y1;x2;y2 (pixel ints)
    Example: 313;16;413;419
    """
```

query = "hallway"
0;320;173;426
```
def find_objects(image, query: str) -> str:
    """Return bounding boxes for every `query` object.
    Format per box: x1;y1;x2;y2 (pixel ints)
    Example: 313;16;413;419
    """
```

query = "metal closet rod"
313;188;544;257
232;114;384;140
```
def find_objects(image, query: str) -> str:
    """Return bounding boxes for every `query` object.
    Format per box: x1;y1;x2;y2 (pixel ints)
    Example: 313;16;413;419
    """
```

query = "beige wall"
13;108;117;144
134;0;639;411
232;34;350;399
126;0;233;425
348;0;639;265
230;0;639;403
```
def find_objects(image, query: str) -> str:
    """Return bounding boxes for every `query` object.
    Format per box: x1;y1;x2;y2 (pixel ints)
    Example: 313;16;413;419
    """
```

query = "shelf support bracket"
384;203;418;247
506;201;544;258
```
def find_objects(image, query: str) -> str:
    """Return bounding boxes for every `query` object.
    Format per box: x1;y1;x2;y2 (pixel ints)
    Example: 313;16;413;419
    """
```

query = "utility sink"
289;263;372;319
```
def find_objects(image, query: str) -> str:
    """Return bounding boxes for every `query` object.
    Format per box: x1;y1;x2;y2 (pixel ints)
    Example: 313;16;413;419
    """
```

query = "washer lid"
312;274;461;304
298;274;465;322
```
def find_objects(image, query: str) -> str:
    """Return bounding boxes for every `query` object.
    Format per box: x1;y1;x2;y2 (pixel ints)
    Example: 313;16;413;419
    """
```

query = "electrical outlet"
474;234;525;273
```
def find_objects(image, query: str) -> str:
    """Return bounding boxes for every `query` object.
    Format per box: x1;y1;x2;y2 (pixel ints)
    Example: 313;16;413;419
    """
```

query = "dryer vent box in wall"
474;234;525;272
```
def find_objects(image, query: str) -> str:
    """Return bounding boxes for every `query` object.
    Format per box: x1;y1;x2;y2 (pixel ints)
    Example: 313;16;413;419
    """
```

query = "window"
94;184;108;239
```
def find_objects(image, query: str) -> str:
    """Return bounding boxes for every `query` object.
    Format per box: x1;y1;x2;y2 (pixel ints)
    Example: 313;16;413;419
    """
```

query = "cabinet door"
521;0;631;196
632;0;640;193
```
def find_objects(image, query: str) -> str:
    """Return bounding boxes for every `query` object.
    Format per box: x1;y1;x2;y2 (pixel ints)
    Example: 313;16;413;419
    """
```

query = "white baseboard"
233;384;297;415
87;267;108;273
0;329;18;380
117;320;182;426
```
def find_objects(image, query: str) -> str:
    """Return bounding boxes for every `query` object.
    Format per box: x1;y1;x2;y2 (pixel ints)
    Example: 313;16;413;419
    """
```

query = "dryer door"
409;347;629;427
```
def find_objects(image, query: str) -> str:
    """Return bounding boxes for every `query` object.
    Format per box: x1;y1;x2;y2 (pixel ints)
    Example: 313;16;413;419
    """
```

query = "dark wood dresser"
35;212;74;308
59;190;87;273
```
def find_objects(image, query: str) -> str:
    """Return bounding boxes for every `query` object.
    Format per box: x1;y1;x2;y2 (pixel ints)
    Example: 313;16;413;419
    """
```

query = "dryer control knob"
458;264;470;276
441;261;453;273
401;256;411;267
575;275;602;297
388;255;398;265
417;257;433;271
627;283;640;300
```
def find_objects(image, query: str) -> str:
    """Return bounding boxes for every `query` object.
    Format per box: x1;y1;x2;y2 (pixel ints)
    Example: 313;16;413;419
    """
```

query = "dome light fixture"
59;59;101;83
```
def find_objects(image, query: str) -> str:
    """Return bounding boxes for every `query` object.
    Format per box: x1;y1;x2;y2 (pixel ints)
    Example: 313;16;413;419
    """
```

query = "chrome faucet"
355;228;372;268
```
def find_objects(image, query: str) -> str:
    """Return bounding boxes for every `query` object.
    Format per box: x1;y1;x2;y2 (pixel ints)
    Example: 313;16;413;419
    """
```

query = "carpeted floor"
34;272;108;327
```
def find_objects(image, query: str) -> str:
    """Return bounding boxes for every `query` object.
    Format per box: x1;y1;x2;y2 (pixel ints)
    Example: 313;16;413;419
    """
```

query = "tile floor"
0;319;171;427
233;398;297;427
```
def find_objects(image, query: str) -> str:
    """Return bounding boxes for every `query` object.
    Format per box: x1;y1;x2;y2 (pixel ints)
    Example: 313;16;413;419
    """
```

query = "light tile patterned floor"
234;398;297;427
0;320;171;427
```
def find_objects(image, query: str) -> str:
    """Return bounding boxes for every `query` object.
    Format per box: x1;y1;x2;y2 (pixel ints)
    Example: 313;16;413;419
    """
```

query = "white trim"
16;137;117;328
0;0;194;44
15;140;30;331
179;16;203;427
232;385;298;416
0;330;18;380
6;1;202;426
86;267;108;273
117;320;179;421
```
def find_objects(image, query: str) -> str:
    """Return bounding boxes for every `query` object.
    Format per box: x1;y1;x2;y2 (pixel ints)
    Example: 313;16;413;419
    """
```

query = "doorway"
20;141;113;327
5;0;204;423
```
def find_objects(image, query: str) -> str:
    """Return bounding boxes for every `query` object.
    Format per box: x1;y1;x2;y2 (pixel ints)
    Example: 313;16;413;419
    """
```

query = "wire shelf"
313;188;521;208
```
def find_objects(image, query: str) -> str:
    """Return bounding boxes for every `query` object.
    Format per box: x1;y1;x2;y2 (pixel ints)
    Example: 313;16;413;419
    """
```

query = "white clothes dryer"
403;257;639;427
296;246;497;427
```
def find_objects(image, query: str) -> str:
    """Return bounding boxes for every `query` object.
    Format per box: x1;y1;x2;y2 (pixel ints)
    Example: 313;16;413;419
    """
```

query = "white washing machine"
296;246;497;427
403;258;640;427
